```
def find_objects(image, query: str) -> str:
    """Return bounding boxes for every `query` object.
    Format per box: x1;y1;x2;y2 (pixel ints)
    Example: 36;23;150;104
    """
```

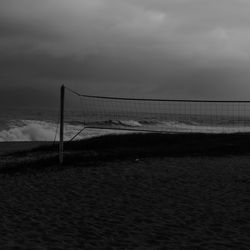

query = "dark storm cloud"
1;0;250;103
0;19;61;42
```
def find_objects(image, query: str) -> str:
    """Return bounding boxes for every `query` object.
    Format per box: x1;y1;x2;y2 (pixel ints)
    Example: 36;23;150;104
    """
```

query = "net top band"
65;87;250;103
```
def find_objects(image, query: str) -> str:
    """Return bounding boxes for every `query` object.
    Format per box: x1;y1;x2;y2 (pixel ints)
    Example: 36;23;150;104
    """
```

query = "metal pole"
59;85;65;164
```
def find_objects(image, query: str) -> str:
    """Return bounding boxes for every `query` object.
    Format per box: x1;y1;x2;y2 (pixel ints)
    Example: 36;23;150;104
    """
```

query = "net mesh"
63;87;250;141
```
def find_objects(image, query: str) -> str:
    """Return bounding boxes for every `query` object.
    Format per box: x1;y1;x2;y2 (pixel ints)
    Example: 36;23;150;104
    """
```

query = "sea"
1;104;250;142
0;107;134;142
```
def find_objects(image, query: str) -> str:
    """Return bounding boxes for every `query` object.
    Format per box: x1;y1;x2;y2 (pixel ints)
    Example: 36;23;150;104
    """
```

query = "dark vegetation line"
1;133;250;175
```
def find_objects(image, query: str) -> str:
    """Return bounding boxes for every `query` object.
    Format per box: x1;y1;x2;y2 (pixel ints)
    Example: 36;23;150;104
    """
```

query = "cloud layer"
1;0;250;100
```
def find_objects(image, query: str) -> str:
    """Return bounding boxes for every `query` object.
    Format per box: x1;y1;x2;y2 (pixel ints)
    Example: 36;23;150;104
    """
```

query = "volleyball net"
61;86;250;142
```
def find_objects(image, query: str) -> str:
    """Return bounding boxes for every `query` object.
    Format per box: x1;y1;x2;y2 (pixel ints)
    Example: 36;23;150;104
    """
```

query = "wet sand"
1;138;250;249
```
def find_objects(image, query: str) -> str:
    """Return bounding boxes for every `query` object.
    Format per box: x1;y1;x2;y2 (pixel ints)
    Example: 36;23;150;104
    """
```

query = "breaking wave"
1;118;250;142
0;120;68;142
84;119;250;133
87;119;142;127
0;120;125;142
84;119;200;128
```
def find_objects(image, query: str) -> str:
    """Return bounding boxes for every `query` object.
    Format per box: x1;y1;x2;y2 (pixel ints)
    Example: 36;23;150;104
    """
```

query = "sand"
1;141;250;249
0;142;51;156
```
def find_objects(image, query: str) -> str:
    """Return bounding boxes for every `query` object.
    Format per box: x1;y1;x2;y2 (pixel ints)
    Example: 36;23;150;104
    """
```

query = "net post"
59;84;65;164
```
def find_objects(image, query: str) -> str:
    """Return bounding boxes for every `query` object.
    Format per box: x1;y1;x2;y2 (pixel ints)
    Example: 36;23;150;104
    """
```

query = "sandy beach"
1;135;250;249
0;142;51;156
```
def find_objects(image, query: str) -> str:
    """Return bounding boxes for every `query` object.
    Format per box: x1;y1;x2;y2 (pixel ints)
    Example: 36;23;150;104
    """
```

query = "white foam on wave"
0;120;132;142
0;120;55;141
91;119;142;127
119;120;142;127
159;121;250;133
1;118;250;142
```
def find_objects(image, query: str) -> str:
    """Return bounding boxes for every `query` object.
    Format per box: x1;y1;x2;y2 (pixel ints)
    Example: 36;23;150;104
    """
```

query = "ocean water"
0;107;133;142
1;106;250;142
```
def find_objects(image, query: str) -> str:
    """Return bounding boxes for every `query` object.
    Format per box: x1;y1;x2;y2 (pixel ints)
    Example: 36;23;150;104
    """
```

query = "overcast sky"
1;0;250;104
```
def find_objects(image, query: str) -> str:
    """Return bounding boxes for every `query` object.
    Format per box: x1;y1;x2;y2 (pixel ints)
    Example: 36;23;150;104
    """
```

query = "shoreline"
2;133;250;174
0;141;52;155
2;132;250;158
